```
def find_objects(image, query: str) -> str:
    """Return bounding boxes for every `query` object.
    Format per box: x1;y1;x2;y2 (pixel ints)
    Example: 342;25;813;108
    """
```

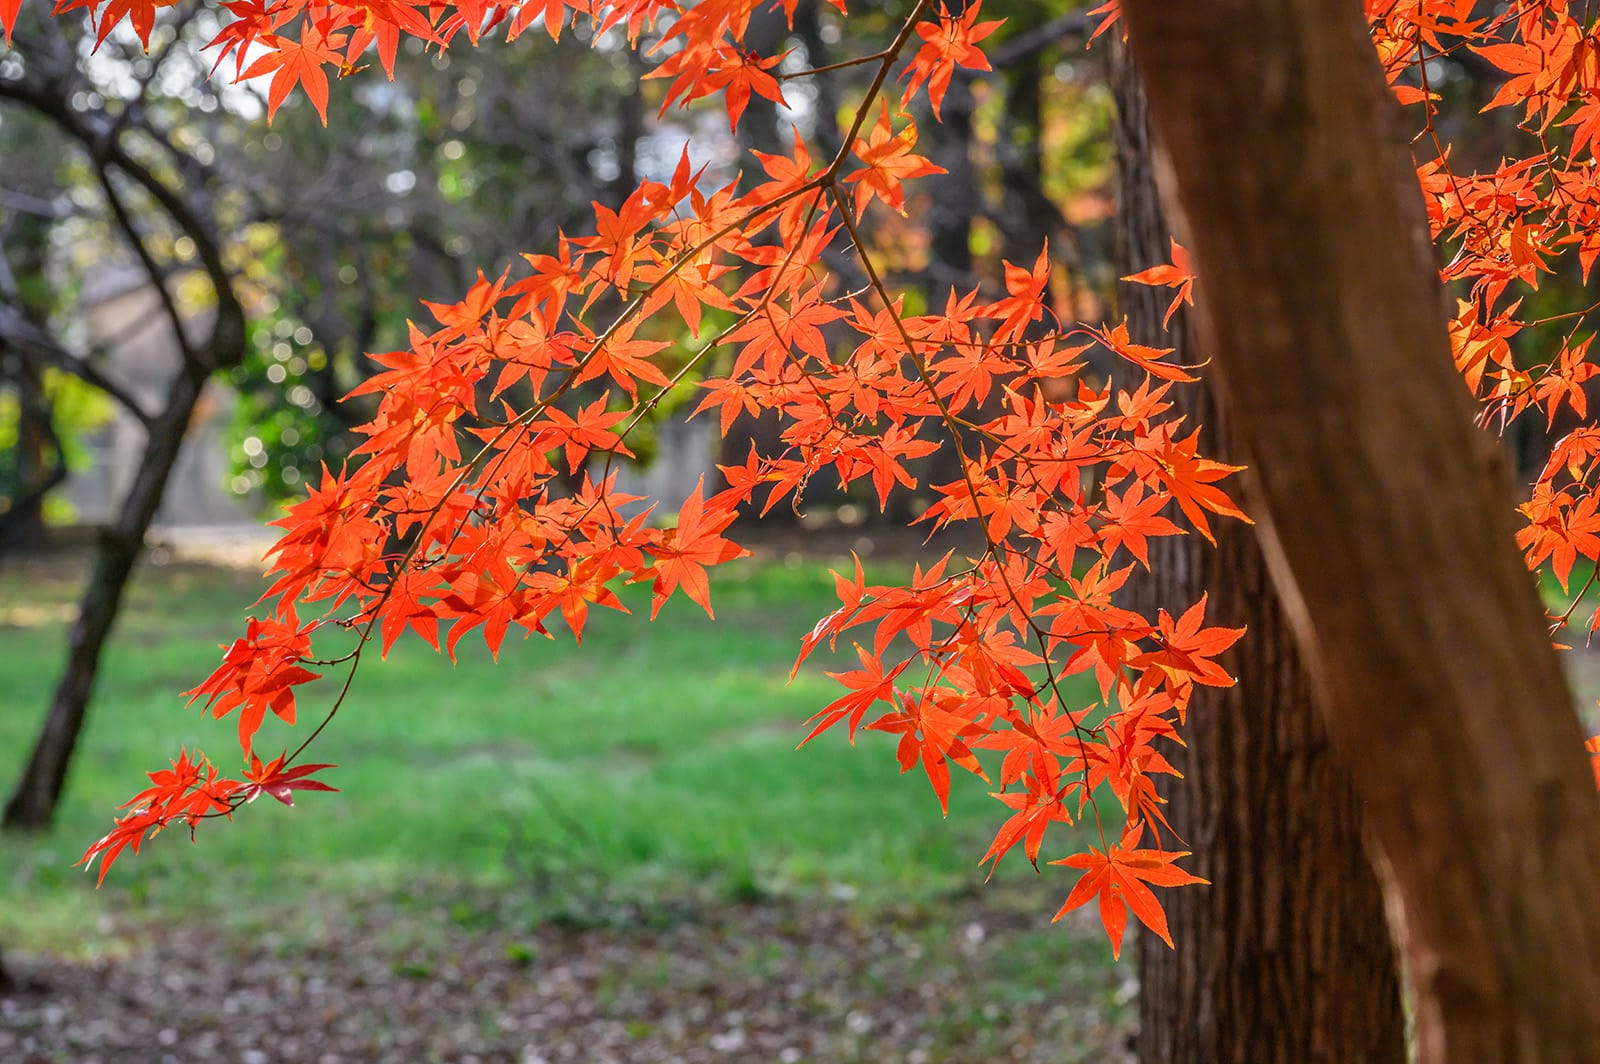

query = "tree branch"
0;74;245;370
958;10;1093;80
0;304;156;427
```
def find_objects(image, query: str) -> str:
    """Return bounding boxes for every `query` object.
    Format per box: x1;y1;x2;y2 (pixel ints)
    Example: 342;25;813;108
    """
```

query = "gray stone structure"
61;263;255;529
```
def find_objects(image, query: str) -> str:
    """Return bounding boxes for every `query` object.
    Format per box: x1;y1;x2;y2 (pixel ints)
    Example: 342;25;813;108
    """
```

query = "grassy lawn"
0;547;1100;954
1;546;1136;1060
9;541;1599;1059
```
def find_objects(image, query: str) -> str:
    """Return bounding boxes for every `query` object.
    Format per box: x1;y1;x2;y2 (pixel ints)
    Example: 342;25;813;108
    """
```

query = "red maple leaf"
239;25;346;125
866;690;990;815
648;478;749;619
1051;830;1207;958
1122;238;1196;328
981;768;1076;875
1131;593;1247;694
242;752;340;806
804;642;909;743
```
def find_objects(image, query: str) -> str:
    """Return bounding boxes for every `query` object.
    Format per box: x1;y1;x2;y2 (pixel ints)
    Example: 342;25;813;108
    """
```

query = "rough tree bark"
1111;46;1406;1064
1121;3;1600;1059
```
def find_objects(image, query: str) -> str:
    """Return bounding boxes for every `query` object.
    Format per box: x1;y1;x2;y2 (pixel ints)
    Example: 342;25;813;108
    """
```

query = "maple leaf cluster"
47;0;1246;957
58;0;1600;958
79;748;335;887
1364;4;1600;653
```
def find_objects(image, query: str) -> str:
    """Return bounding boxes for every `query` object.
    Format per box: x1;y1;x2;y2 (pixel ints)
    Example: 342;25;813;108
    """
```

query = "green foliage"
0;370;113;469
227;312;352;504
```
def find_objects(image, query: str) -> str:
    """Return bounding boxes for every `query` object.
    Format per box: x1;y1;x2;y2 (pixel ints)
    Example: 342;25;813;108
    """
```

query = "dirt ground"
1;893;1134;1064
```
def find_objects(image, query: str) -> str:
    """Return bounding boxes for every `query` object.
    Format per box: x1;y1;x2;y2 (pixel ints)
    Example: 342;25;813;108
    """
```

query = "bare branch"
0;186;66;218
0;303;156;427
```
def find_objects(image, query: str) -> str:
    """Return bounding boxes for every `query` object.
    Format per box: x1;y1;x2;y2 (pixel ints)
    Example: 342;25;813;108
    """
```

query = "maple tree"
10;0;1600;1047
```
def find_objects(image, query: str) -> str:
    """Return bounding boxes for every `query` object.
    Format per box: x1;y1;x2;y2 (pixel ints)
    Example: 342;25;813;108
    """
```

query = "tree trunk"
1121;3;1600;1059
0;342;66;553
0;209;67;555
2;370;201;830
1111;45;1406;1064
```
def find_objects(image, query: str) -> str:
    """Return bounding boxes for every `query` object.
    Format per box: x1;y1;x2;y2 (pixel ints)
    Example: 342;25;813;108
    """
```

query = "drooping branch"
0;306;156;427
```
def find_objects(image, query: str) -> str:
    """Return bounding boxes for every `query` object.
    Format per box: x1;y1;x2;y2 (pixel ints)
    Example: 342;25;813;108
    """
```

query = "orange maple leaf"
1131;593;1246;694
900;1;1004;119
1051;830;1207;958
240;25;346;125
866;690;990;816
1122;238;1196;328
981;769;1076;875
648;478;749;619
844;102;946;216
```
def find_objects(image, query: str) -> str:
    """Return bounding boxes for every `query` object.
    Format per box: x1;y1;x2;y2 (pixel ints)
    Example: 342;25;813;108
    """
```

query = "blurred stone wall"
59;264;256;529
607;411;718;515
60;264;718;532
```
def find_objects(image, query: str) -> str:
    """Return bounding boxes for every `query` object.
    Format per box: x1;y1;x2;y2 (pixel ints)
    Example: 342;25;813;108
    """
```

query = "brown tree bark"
1112;46;1405;1064
1121;3;1600;1059
0;209;68;555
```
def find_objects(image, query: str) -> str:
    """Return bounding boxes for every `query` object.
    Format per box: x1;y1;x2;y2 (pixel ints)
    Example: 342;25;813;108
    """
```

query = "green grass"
0;550;1097;955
